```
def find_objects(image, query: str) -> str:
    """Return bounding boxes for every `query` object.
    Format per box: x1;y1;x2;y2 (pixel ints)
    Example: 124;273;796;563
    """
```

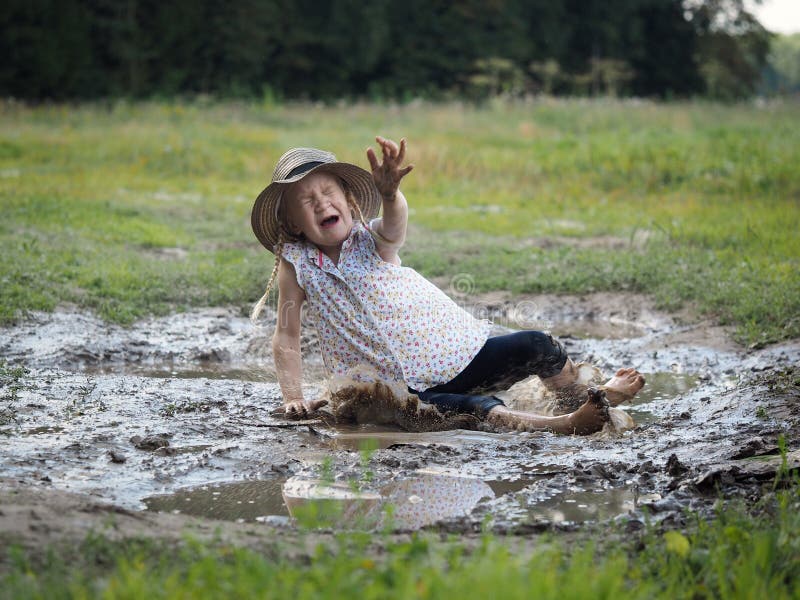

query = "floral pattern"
281;221;491;391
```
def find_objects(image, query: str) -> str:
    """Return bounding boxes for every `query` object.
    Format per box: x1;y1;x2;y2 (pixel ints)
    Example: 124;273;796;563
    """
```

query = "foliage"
686;0;773;99
0;0;772;100
762;34;800;94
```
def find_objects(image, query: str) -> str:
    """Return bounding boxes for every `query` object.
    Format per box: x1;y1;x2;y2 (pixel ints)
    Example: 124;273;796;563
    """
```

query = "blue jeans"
409;331;568;417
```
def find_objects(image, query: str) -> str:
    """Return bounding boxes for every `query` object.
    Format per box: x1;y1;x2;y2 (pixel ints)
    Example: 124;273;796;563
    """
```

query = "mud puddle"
144;479;290;522
143;473;577;527
622;372;700;426
509;486;661;524
1;300;799;538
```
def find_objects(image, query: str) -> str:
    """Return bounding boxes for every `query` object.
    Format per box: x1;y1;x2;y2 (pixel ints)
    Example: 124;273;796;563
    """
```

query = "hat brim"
251;162;382;253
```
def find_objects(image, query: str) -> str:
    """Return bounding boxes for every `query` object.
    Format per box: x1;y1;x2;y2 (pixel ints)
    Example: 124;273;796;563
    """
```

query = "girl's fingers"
285;402;307;419
366;147;380;172
375;136;388;159
382;140;395;161
372;136;411;182
377;135;399;159
397;138;406;163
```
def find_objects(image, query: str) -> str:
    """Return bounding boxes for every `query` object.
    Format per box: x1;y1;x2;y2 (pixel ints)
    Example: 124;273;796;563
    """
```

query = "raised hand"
366;136;414;201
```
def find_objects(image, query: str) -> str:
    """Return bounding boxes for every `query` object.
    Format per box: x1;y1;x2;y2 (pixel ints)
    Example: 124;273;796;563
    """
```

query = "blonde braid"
250;231;287;323
346;189;370;229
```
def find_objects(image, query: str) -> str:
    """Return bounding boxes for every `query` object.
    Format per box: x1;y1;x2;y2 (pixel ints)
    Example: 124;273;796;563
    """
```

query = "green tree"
687;0;773;98
0;0;99;98
762;33;800;94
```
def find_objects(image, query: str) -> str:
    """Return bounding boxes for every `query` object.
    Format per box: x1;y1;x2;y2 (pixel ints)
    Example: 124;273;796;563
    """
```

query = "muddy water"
144;479;290;521
512;486;660;523
623;372;699;426
2;305;799;533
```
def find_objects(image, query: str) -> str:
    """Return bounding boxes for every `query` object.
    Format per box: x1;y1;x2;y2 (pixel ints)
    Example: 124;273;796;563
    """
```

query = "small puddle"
143;480;289;521
630;372;699;407
144;472;665;528
622;372;699;426
144;471;498;530
516;487;662;524
485;477;661;524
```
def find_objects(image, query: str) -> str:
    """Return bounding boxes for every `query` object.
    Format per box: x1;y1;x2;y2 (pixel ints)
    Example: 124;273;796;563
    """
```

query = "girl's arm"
367;136;413;263
271;258;324;418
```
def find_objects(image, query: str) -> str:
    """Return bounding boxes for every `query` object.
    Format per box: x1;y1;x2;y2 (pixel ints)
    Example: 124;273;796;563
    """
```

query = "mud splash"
1;298;799;538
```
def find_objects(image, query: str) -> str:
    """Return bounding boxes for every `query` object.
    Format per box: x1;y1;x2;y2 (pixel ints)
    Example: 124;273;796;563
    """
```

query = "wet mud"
1;295;799;546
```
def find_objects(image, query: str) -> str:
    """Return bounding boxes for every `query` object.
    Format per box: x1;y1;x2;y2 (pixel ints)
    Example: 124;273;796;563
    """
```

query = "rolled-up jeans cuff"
477;395;506;418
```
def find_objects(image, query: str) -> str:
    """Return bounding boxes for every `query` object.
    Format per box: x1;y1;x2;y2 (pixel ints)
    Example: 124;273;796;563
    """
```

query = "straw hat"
251;147;382;252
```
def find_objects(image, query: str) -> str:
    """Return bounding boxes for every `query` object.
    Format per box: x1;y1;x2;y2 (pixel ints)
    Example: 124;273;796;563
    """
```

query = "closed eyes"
301;188;335;204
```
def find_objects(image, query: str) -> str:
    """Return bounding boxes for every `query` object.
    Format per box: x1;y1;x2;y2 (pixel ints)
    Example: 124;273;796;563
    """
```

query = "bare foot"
601;368;645;406
566;387;610;435
486;387;609;435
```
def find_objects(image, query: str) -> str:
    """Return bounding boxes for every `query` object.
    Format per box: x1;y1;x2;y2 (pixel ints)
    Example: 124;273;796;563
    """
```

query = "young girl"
251;137;645;435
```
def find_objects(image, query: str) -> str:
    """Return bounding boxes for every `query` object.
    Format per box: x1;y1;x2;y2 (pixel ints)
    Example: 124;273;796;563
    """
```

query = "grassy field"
4;480;800;599
1;99;798;344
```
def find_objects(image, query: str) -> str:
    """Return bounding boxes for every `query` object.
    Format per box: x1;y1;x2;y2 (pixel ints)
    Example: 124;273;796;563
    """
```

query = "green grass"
3;483;799;599
1;99;798;343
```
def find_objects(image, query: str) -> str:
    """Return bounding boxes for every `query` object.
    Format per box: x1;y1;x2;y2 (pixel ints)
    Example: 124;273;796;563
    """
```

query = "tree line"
0;0;773;101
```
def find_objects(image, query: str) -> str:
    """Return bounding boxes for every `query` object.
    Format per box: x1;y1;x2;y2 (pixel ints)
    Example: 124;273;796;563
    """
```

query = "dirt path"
1;294;798;551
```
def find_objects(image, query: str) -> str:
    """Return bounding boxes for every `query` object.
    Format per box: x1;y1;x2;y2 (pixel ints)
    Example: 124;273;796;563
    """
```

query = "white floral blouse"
280;221;491;391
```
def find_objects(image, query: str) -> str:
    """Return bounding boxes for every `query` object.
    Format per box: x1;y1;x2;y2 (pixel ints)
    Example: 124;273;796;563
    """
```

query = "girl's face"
283;171;354;254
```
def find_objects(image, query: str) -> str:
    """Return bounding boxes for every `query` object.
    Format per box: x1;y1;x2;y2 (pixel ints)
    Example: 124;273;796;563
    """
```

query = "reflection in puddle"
380;471;495;530
282;478;384;528
486;478;541;495
142;474;660;529
143;480;289;521
625;372;699;426
518;487;661;523
146;471;497;530
630;372;699;407
283;471;497;530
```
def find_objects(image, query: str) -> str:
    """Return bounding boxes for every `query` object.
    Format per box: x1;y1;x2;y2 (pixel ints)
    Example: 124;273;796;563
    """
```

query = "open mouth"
320;215;339;228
